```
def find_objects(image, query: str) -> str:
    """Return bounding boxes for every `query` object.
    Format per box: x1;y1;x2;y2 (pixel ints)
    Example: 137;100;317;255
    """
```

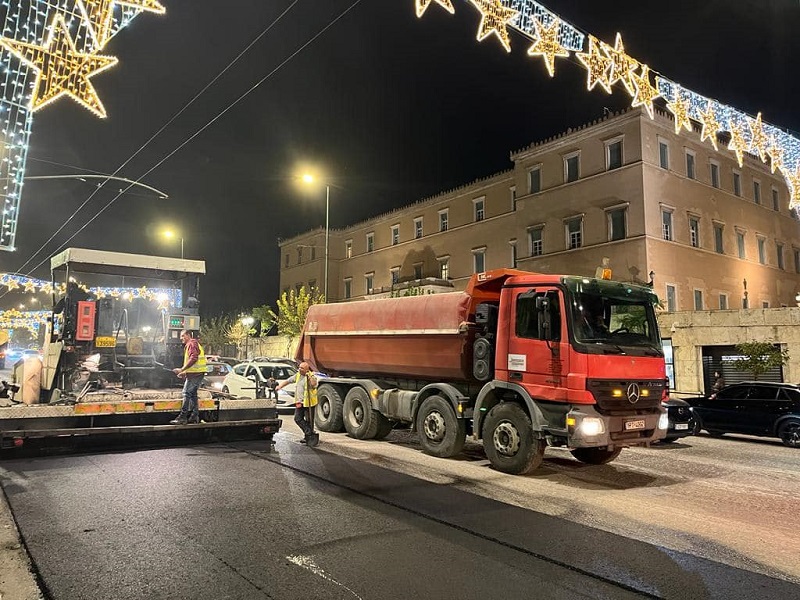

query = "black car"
685;382;800;448
661;398;696;443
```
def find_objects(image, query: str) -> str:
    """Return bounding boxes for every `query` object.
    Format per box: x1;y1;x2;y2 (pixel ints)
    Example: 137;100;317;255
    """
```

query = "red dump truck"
297;269;668;474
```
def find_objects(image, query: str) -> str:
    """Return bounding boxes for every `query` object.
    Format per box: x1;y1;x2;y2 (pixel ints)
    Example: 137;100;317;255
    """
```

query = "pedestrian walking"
170;329;207;424
275;361;319;445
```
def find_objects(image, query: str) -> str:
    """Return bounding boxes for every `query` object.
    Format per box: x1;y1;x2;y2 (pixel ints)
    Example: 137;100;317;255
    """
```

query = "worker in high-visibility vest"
171;329;207;425
276;361;318;443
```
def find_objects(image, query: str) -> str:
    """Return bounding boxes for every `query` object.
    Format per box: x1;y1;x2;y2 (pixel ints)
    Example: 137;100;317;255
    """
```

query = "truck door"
507;287;570;401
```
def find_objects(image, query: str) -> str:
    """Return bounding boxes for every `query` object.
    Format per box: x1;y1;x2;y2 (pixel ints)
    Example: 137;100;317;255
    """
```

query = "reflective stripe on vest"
294;372;318;407
184;342;207;374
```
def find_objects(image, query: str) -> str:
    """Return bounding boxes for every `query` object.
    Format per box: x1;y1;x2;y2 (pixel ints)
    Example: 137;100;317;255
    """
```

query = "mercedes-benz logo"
626;383;640;404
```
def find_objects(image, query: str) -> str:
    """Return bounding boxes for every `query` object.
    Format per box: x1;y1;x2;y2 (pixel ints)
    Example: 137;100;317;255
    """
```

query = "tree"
251;304;275;337
10;327;34;347
731;342;789;380
201;315;232;354
225;320;249;347
267;286;325;339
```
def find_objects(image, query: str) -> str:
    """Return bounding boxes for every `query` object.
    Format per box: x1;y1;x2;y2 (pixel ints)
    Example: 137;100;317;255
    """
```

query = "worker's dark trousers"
180;376;202;420
294;406;313;437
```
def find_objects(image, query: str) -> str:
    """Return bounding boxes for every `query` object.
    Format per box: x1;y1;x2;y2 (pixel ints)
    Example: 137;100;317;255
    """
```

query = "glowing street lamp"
163;229;184;259
301;173;330;301
241;316;255;360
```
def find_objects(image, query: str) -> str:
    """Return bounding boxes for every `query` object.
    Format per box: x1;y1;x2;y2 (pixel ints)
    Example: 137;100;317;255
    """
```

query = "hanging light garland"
416;0;800;206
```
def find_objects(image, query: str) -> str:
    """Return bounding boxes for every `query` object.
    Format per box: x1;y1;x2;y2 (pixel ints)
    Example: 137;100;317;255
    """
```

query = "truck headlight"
658;412;669;430
580;417;605;436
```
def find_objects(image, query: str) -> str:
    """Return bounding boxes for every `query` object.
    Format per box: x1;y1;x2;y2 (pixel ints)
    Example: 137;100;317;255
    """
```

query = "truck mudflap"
565;404;667;449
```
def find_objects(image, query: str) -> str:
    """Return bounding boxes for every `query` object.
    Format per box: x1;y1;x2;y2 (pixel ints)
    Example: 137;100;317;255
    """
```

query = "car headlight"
658;412;669;430
580;417;605;436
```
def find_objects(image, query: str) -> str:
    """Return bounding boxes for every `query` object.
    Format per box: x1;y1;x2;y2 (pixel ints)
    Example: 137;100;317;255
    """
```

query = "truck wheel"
222;386;229;394
343;387;380;439
570;447;622;465
373;414;395;440
416;395;465;458
316;384;344;432
482;403;544;475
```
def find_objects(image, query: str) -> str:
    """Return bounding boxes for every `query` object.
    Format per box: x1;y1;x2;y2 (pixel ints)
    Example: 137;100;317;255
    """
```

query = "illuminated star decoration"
601;33;639;96
767;136;785;174
727;118;750;167
78;0;166;48
575;35;612;94
786;162;800;207
698;101;722;151
526;16;570;77
747;112;769;163
468;0;520;53
629;65;659;119
665;84;692;134
0;13;119;117
415;0;455;18
23;280;38;293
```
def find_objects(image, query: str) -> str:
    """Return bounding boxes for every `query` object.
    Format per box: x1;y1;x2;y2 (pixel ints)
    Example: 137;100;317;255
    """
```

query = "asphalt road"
1;421;799;600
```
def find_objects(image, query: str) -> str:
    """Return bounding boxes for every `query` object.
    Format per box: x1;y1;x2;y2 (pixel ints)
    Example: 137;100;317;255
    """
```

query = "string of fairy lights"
0;1;165;252
415;0;800;206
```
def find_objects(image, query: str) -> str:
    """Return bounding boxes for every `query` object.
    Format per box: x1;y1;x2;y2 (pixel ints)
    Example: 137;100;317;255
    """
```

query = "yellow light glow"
163;230;175;239
415;0;455;18
728;119;749;167
665;84;692;134
0;13;118;117
575;35;612;94
747;112;769;163
786;162;800;208
23;280;37;293
768;136;785;175
526;16;569;77
601;33;639;96
698;102;721;151
612;389;623;397
79;0;166;47
302;173;315;184
629;65;660;119
468;0;519;54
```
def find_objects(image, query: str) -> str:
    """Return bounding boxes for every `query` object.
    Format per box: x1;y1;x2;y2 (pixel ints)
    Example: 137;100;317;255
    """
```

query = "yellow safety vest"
295;372;318;407
184;342;207;374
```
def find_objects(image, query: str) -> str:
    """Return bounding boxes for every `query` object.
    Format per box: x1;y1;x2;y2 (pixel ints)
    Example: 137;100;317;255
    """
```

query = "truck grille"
587;379;664;413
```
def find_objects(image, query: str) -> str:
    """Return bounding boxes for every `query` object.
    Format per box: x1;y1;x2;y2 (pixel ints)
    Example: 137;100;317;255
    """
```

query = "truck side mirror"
535;297;552;341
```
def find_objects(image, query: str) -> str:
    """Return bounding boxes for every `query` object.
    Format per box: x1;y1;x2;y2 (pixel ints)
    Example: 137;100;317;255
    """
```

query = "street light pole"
324;184;329;301
180;237;184;260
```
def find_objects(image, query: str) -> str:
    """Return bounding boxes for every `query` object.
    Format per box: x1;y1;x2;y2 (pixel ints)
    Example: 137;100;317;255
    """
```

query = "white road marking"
287;554;363;599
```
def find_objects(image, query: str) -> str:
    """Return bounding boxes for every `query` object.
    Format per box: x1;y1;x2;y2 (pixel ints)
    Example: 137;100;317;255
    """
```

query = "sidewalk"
0;486;43;600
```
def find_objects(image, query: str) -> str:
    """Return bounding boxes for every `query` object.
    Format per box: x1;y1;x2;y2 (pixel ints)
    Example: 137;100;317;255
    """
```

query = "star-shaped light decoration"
728;119;749;167
468;0;519;53
698;101;721;150
665;84;692;134
767;136;785;174
575;35;612;93
601;33;639;96
415;0;455;18
747;112;769;163
78;0;166;48
526;16;569;77
0;14;119;117
4;279;20;290
23;280;37;293
629;65;660;119
785;162;800;208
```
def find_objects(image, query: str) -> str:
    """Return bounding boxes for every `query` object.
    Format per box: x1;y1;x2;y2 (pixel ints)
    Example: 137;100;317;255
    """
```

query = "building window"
391;225;399;246
413;263;423;280
439;209;448;232
438;257;449;279
737;230;746;259
509;240;518;268
694;289;703;310
390;268;399;285
685;150;696;179
345;240;352;259
365;273;374;294
284;254;289;268
607;207;626;241
762;301;770;309
795;248;800;274
772;188;780;211
308;279;316;291
710;162;720;188
366;232;374;253
662;209;673;241
414;218;423;239
719;294;728;310
528;166;541;193
758;236;766;264
606;138;623;170
295;283;302;295
742;295;749;309
510;186;517;210
297;247;302;264
753;180;761;204
474;197;485;222
733;171;742;196
713;223;724;254
344;279;351;299
311;246;316;260
777;242;785;270
689;217;700;248
565;216;582;249
564;152;580;183
666;284;676;312
473;248;486;273
529;226;543;257
659;139;669;169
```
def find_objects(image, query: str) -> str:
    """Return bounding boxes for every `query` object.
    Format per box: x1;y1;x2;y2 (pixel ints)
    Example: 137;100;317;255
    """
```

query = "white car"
221;361;297;402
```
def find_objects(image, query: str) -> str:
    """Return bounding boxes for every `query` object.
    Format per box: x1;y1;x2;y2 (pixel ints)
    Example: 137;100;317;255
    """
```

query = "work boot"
298;438;307;444
187;415;200;424
170;416;188;425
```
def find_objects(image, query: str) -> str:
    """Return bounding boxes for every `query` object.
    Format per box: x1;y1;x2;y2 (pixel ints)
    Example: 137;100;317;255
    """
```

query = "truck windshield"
563;277;662;355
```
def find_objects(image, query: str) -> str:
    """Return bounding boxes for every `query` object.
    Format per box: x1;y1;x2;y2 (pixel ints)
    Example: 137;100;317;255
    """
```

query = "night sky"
1;0;798;316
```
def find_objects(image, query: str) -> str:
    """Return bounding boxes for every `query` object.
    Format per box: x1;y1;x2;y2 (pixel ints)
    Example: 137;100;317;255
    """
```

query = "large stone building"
279;107;800;392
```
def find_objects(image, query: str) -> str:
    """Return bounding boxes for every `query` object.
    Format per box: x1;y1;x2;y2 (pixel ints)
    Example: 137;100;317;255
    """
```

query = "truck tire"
373;414;395;440
416;395;466;458
315;383;344;432
482;403;545;475
570;447;622;465
343;387;380;440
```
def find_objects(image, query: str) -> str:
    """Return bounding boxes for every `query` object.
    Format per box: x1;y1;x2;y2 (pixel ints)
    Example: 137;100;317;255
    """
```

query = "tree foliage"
731;342;790;380
267;286;325;338
11;327;34;347
225;320;250;346
251;304;275;337
200;315;232;354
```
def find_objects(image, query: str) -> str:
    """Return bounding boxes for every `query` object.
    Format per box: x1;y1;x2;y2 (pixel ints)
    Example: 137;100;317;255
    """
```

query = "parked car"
660;397;696;443
205;355;239;367
253;356;299;369
684;382;800;448
22;349;42;360
221;361;297;401
203;360;232;390
6;347;24;363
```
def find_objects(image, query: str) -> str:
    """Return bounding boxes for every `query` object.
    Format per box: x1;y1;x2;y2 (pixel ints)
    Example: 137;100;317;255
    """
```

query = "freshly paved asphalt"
1;431;798;600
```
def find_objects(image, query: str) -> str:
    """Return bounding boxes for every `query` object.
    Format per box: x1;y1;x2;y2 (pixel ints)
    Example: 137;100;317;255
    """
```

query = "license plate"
624;419;646;431
675;423;689;430
95;336;116;348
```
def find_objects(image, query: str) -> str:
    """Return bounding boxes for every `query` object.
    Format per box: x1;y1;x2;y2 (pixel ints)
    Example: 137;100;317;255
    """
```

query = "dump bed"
298;292;474;381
